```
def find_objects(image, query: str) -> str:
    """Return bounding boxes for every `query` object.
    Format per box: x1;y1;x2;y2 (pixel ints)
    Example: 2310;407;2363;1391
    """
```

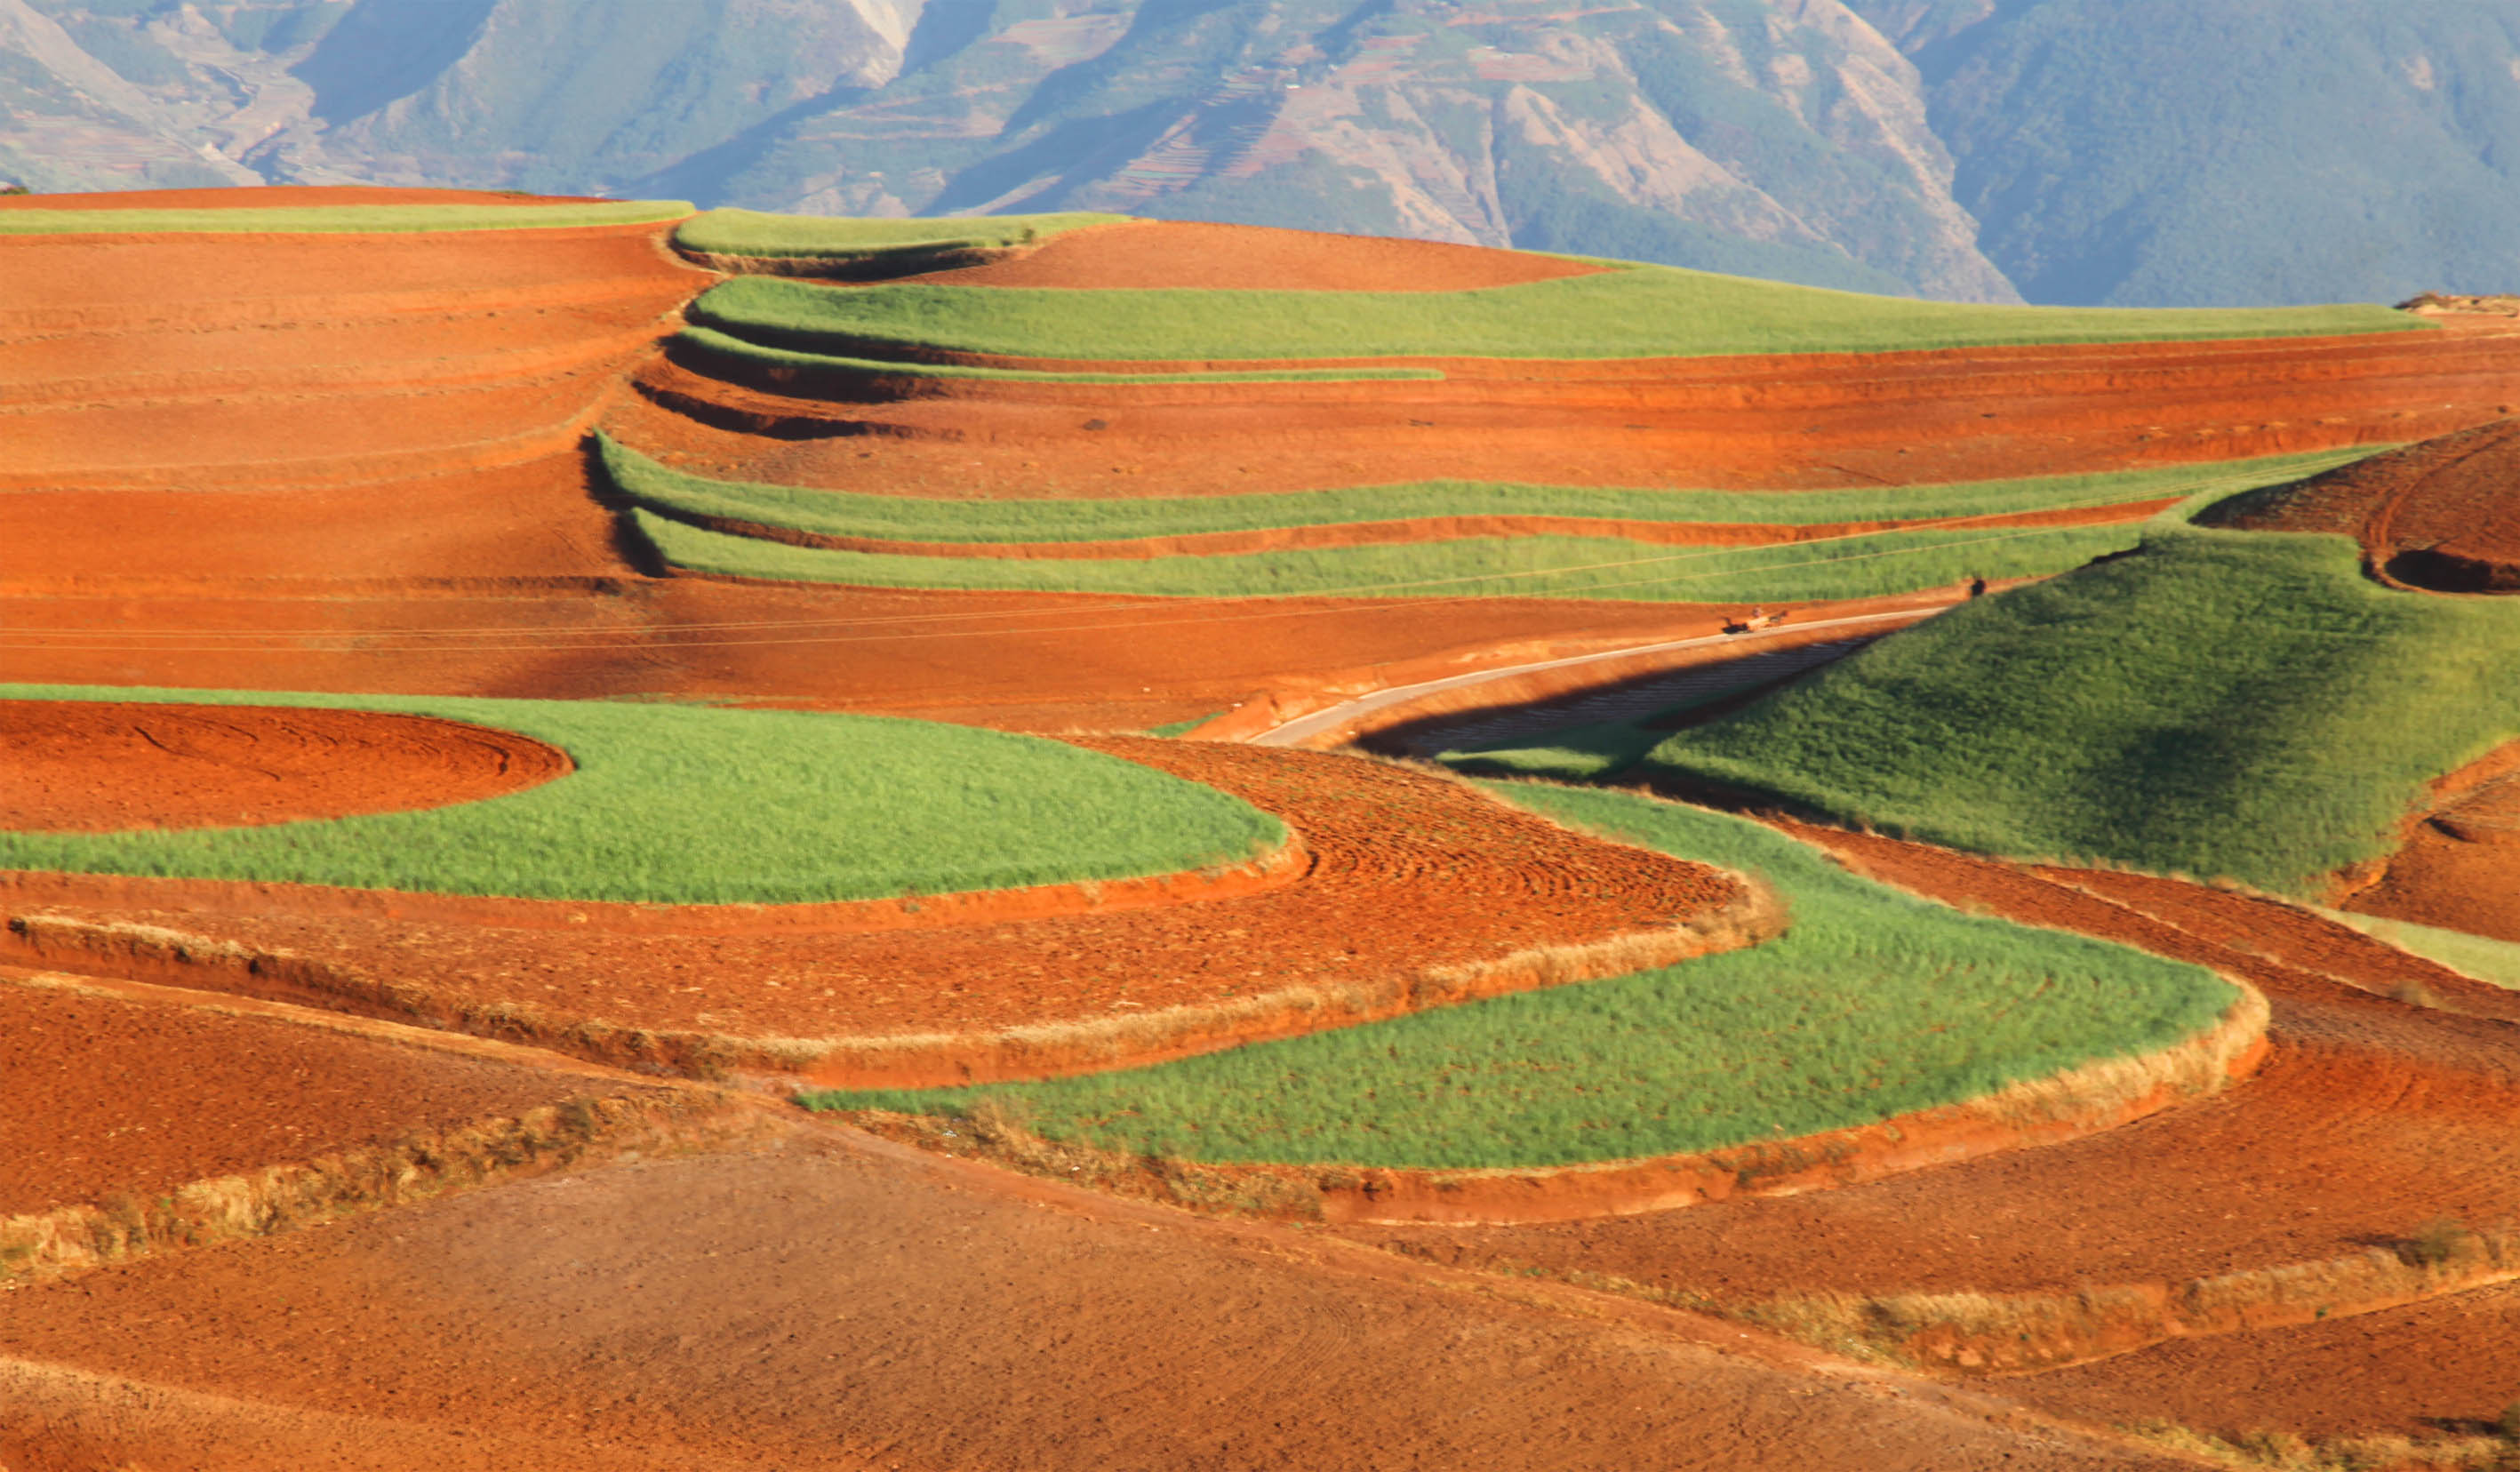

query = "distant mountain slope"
10;0;2520;306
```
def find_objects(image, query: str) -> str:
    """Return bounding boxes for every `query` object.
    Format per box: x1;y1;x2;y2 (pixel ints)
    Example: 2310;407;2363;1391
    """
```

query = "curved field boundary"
0;746;1759;1087
671;326;1444;388
596;436;2361;543
0;836;1307;938
671;208;1123;278
0;202;693;235
0;686;1283;906
627;505;2154;604
686;270;2421;365
809;786;2244;1177
2;701;573;833
852;983;2266;1227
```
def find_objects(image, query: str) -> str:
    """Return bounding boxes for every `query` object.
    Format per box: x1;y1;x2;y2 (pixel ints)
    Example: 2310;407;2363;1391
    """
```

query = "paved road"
1249;607;1945;748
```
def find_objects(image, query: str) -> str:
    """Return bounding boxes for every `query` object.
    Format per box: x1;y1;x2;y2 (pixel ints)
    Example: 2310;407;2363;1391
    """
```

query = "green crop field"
804;784;2235;1169
0;201;693;234
673;208;1124;260
1635;524;2520;893
686;268;2419;365
0;686;1281;905
600;437;2367;547
632;506;2153;604
672;326;1444;386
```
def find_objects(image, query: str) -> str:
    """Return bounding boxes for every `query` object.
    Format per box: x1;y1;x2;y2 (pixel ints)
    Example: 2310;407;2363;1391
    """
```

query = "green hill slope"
1632;524;2520;893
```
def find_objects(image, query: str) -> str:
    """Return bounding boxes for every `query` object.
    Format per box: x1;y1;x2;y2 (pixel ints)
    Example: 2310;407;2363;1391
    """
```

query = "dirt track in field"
0;978;611;1216
2;743;1743;1082
0;701;572;831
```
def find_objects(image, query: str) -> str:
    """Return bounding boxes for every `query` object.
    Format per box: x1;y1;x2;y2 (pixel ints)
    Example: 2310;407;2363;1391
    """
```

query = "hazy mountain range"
8;0;2519;307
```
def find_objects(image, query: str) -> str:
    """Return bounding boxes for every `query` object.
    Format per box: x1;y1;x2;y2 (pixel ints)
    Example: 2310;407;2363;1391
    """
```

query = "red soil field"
0;701;571;831
902;218;1611;291
0;976;610;1215
1;743;1743;1080
617;321;2520;508
1348;825;2520;1313
0;1127;2198;1472
2347;773;2520;943
2204;413;2520;589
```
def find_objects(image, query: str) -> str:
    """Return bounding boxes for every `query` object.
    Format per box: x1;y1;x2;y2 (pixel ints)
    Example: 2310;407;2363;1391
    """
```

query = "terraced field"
14;191;2520;1472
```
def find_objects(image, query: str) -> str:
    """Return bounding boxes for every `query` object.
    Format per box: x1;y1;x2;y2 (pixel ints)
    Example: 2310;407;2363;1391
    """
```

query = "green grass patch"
630;506;2151;604
803;783;2235;1169
2312;910;2520;989
672;208;1124;260
0;685;1282;905
599;436;2365;545
687;268;2419;365
0;201;693;234
1636;524;2520;894
673;324;1443;385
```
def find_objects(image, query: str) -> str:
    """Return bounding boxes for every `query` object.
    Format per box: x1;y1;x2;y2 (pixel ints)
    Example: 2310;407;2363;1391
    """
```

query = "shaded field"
672;325;1444;385
0;686;1280;906
900;218;1615;292
807;785;2234;1170
600;436;2364;543
0;202;692;235
1638;524;2520;893
686;270;2420;365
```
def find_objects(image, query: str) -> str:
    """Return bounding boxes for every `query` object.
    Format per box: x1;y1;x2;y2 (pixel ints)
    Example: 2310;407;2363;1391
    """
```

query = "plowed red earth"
1;701;571;831
617;322;2520;503
2204;414;2520;588
901;218;1610;290
0;979;599;1215
2008;1279;2520;1440
2;742;1735;1046
0;1131;2195;1472
1348;825;2520;1307
2343;741;2520;944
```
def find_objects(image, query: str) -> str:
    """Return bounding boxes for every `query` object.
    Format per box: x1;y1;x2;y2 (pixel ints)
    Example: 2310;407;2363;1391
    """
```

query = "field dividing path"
1250;606;1947;748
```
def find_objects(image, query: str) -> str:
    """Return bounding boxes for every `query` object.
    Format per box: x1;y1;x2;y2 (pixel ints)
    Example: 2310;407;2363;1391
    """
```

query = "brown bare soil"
2340;740;2520;944
0;1127;2197;1472
0;973;615;1216
0;700;572;832
1345;827;2520;1368
0;743;1747;1084
902;218;1611;291
2009;1278;2520;1441
2203;415;2520;589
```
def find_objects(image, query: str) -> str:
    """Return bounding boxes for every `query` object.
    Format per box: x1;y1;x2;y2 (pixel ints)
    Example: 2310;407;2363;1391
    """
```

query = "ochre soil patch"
2204;416;2520;589
616;323;2520;501
0;744;1745;1083
1344;827;2520;1352
0;975;612;1216
2341;740;2520;944
0;187;611;211
2009;1279;2520;1442
0;1134;2197;1472
0;700;571;832
900;218;1611;291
